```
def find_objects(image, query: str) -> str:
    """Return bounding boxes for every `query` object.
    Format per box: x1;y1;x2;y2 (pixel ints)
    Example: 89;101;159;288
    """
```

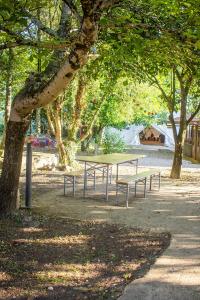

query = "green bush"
102;132;125;154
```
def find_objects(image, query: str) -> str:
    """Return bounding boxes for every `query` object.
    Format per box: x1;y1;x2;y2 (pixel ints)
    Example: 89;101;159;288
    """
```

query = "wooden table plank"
76;153;145;165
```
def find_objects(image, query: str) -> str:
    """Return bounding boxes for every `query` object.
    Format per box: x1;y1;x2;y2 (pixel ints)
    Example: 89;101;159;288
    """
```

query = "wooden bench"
116;170;161;208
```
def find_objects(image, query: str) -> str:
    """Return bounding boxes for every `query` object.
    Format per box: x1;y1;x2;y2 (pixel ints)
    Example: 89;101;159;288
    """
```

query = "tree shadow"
0;215;171;300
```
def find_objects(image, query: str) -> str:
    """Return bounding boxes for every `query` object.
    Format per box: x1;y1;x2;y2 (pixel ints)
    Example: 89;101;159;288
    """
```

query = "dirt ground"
0;213;170;300
20;146;200;230
2;146;199;300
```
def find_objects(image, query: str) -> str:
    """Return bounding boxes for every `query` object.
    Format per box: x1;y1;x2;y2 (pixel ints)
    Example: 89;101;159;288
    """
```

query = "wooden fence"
185;123;200;161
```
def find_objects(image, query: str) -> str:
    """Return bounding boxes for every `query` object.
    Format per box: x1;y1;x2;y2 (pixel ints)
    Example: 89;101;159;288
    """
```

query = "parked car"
26;135;56;148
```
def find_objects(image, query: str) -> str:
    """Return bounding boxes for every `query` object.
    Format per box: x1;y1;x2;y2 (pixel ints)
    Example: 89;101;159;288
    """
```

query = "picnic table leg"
83;162;87;198
116;164;119;180
64;176;66;196
144;177;147;198
150;175;152;190
105;165;109;201
126;185;129;208
116;183;119;205
94;170;96;190
109;167;112;184
135;181;137;197
158;172;161;190
73;176;75;197
136;159;138;174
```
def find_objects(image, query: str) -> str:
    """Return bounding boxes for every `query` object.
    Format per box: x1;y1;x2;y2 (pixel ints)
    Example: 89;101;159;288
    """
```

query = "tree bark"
54;101;68;165
1;48;14;149
65;140;77;166
170;71;188;179
5;62;13;125
46;102;67;165
170;136;185;179
46;107;55;136
0;120;29;215
35;108;41;135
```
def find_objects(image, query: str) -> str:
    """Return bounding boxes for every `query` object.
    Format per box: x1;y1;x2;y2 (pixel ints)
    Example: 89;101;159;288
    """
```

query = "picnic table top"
76;153;145;165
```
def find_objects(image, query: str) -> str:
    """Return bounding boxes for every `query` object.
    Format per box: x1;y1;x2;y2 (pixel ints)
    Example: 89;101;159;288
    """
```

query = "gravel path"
127;145;200;170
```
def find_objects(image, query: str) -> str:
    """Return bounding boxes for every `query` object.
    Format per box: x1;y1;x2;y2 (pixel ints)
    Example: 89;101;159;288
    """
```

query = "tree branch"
62;0;82;22
20;8;58;38
186;102;200;125
0;39;73;51
10;0;119;121
80;100;104;142
169;112;178;141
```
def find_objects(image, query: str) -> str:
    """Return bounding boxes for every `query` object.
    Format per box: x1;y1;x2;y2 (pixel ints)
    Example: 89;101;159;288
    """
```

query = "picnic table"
76;153;145;201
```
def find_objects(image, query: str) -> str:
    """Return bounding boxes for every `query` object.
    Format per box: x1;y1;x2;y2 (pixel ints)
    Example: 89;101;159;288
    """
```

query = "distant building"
166;115;200;161
184;118;200;162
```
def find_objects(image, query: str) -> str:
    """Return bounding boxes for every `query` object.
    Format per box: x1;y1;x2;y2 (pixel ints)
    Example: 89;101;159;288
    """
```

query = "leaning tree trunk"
0;120;29;215
1;49;13;149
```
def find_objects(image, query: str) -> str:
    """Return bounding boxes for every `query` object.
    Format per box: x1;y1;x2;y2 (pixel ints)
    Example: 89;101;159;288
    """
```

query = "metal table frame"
76;153;144;201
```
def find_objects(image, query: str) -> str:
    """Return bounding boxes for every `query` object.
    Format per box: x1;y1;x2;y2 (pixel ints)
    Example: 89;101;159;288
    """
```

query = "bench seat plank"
116;170;159;185
116;169;161;208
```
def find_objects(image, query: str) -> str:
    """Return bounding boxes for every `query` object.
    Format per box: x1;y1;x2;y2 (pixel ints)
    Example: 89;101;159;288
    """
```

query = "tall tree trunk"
170;133;186;179
65;74;86;166
65;140;77;166
1;48;13;149
35;108;41;135
0;120;29;215
170;72;188;179
5;66;12;126
54;102;68;165
46;107;55;136
46;101;67;165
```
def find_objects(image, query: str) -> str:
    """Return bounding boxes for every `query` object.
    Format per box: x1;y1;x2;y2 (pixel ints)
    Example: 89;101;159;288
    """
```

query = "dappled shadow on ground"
0;213;170;300
29;175;200;234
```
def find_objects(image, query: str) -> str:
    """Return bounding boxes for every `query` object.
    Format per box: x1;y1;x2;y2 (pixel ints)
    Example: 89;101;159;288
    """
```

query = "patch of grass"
0;211;171;300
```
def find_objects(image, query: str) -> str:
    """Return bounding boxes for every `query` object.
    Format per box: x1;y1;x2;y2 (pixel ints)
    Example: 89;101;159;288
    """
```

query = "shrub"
102;132;125;154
